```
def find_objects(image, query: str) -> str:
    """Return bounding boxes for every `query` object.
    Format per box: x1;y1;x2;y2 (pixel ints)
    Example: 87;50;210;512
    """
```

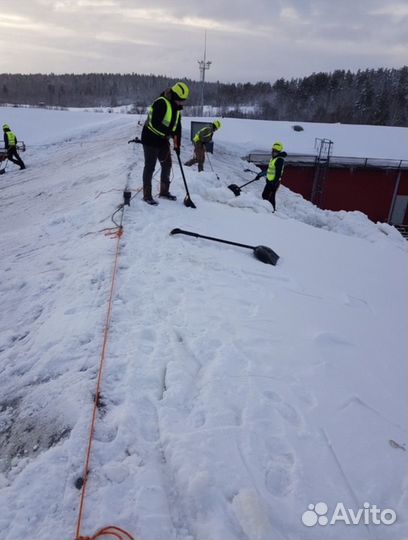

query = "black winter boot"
159;192;177;201
143;197;159;205
143;184;158;205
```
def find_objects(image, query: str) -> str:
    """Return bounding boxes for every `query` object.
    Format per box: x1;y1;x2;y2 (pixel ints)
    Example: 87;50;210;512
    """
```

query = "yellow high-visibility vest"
267;157;284;182
193;127;213;144
147;97;180;137
6;131;17;146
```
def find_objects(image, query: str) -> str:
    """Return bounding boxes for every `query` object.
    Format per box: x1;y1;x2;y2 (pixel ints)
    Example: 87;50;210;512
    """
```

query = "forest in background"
0;66;407;126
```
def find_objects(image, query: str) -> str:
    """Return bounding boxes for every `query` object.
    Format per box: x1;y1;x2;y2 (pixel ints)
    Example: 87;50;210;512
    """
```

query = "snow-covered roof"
193;117;408;162
0;106;407;540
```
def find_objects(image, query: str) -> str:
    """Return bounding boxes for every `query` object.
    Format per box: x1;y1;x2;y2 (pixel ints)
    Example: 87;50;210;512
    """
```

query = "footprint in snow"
137;327;157;354
314;331;354;347
291;385;318;409
275;402;303;429
191;410;206;428
265;437;296;497
263;391;282;403
138;397;160;443
264;439;296;498
265;464;294;497
94;423;118;443
263;392;304;429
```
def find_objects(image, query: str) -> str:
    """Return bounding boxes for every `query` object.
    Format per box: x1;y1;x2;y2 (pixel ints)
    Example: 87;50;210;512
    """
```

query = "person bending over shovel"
184;120;221;172
140;82;190;205
256;141;286;212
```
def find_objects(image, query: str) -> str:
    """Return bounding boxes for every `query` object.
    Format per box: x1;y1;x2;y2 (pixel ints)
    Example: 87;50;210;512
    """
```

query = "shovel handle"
170;228;254;250
170;229;279;266
240;176;261;189
175;152;191;197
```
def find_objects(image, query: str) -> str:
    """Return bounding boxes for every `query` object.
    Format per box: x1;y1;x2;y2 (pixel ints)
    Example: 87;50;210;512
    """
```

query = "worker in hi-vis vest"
140;82;190;205
184;120;222;172
3;124;25;170
256;141;286;211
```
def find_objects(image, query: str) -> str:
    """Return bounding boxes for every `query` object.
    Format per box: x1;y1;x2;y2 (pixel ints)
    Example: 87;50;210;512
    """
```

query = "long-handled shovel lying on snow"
170;228;279;266
228;175;260;197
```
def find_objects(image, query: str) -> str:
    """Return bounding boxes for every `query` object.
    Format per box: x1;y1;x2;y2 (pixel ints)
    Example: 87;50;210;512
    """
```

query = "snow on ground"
0;106;126;146
0;107;407;540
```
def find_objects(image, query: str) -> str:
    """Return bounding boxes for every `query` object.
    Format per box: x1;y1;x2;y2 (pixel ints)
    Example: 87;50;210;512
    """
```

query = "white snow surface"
186;116;408;161
0;107;407;540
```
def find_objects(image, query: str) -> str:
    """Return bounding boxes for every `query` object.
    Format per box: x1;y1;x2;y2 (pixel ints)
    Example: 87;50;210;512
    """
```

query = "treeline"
0;67;406;126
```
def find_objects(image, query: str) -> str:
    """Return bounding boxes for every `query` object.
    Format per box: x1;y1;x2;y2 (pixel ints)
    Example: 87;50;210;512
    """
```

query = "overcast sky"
1;0;407;83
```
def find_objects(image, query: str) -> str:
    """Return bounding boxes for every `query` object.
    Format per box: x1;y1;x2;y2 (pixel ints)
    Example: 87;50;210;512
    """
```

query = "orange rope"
75;228;132;540
103;227;124;238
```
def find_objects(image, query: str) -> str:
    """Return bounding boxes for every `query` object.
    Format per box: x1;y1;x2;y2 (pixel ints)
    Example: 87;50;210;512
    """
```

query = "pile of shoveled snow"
186;162;405;247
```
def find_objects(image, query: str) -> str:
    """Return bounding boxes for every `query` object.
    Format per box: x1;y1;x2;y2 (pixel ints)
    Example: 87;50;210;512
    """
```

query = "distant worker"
140;81;190;205
184;120;222;172
256;141;286;211
3;124;25;170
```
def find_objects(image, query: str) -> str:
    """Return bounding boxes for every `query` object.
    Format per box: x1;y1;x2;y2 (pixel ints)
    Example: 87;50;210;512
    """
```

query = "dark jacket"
141;92;183;148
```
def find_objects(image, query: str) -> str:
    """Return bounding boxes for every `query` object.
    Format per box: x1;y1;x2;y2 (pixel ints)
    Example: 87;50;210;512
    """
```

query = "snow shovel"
175;150;196;209
228;175;260;196
170;228;279;266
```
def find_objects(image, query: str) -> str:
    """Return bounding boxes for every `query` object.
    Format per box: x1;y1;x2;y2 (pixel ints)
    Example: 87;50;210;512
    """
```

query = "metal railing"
246;152;408;170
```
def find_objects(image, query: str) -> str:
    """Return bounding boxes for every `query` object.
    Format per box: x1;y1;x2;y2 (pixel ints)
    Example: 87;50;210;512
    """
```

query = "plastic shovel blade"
227;184;241;196
184;195;197;209
253;245;279;266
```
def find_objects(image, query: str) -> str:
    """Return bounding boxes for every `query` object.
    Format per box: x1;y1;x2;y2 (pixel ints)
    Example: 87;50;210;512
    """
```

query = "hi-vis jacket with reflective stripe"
4;130;17;148
147;96;181;138
258;151;287;182
267;156;285;182
141;94;182;148
193;126;214;144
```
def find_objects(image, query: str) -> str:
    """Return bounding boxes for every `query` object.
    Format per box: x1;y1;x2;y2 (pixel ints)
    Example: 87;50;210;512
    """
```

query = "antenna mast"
197;30;212;116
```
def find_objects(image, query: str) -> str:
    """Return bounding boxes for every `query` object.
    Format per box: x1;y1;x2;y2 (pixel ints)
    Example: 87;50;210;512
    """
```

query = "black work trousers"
142;142;171;199
7;147;25;169
262;180;280;211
